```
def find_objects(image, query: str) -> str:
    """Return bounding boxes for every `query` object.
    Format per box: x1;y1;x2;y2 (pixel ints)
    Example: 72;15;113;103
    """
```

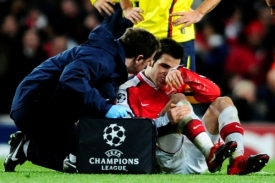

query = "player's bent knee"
212;96;234;108
171;93;187;103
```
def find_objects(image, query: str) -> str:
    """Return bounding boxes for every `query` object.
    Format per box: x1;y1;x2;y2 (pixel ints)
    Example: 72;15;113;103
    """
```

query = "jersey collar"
137;71;159;90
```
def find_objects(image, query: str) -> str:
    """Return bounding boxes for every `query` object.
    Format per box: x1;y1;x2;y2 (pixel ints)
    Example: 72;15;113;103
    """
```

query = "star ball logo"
116;93;126;103
88;123;139;171
103;124;126;147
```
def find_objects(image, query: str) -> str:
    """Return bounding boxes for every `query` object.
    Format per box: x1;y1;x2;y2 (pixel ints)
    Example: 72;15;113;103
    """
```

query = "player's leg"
155;135;208;174
203;96;270;175
159;93;237;173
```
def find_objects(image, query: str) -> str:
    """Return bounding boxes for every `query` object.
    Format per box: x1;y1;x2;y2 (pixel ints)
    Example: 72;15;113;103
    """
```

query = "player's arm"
170;0;221;29
166;66;221;103
120;0;143;24
195;0;221;16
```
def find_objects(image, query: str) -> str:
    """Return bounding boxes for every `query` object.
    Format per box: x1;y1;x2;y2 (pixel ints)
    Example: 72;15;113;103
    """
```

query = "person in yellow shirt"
120;0;221;71
90;0;138;38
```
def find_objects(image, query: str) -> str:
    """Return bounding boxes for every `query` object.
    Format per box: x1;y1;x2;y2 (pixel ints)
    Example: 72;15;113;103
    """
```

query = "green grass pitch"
0;158;274;183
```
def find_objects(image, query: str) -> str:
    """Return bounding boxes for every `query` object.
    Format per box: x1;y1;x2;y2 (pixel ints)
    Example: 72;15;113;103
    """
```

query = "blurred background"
0;0;275;158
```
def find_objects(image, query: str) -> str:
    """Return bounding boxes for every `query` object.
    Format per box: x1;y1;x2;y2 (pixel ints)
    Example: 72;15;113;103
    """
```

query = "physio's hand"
94;0;115;16
105;105;128;118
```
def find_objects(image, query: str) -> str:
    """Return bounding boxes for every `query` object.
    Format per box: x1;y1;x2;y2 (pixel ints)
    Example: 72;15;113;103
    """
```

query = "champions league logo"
116;93;126;103
89;124;139;172
103;124;126;147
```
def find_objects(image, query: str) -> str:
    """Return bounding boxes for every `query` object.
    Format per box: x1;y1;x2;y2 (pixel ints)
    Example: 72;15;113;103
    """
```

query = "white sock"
23;140;30;157
218;106;243;158
193;132;213;158
225;133;244;158
176;100;213;157
69;153;76;163
218;106;240;131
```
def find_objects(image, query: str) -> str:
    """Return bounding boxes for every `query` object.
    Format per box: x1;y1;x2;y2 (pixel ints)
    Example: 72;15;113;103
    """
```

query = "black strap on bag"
76;117;156;174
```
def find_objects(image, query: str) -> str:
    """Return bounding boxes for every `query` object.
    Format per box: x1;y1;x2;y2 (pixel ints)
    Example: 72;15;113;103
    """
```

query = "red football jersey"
116;72;170;119
116;66;220;119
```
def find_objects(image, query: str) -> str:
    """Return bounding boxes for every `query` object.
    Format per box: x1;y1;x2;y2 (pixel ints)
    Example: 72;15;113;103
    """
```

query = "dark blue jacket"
11;26;128;116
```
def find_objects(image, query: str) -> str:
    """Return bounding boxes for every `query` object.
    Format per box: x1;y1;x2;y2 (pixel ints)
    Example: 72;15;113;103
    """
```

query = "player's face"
151;54;181;88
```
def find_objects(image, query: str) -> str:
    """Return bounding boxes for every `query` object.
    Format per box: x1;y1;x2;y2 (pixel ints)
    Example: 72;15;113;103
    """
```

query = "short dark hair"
120;28;160;60
153;38;184;64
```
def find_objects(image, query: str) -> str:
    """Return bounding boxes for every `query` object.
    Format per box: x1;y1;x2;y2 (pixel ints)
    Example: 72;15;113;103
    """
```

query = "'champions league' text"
89;157;139;171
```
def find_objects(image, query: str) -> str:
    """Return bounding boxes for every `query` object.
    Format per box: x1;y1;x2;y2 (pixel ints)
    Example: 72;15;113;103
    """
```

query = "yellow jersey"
136;0;195;42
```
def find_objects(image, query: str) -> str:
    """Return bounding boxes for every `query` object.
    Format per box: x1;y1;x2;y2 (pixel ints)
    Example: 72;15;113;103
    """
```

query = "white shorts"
155;135;208;174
